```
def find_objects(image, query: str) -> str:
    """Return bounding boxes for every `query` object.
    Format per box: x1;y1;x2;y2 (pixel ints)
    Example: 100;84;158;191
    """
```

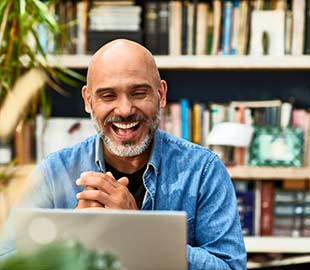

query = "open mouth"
111;121;141;137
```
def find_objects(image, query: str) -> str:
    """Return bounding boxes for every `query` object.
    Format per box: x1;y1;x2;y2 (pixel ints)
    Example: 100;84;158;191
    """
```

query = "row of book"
235;180;310;237
37;0;310;56
2;98;309;168
165;0;310;56
159;99;310;167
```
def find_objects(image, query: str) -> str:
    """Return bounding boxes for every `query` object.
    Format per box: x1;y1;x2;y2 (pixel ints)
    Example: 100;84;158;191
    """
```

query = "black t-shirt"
105;162;146;209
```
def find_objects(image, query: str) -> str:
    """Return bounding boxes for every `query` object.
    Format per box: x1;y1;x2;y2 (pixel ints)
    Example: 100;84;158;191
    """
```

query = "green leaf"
30;0;59;32
57;66;86;82
29;27;48;58
0;0;9;18
19;0;26;17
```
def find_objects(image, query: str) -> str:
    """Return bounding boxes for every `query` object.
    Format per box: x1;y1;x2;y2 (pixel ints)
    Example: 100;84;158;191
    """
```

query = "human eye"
132;90;147;99
95;91;116;101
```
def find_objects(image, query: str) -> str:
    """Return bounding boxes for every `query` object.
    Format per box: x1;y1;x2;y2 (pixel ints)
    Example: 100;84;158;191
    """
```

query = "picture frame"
249;126;304;167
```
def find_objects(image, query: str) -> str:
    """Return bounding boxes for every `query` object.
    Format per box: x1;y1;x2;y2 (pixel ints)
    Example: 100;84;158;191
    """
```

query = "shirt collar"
94;129;163;175
95;134;105;172
146;129;163;176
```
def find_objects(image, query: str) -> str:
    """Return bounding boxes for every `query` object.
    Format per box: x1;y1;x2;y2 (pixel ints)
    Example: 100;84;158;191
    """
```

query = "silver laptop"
16;208;187;270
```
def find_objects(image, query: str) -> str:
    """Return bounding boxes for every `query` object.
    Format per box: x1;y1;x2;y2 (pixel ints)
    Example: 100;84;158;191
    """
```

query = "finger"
76;175;117;192
75;199;103;209
106;171;114;178
76;190;109;206
80;171;105;178
118;177;129;187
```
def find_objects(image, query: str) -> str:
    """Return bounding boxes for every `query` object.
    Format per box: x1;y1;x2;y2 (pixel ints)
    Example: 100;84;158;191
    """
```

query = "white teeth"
113;122;139;129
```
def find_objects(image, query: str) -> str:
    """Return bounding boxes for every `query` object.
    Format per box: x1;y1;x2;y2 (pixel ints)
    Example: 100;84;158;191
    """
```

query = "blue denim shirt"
0;129;246;269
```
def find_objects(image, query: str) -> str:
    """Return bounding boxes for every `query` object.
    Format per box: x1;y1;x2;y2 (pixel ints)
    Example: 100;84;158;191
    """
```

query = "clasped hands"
75;171;138;210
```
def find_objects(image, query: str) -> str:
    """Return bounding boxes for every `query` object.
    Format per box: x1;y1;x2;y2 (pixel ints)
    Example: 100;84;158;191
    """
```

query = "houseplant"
0;0;84;163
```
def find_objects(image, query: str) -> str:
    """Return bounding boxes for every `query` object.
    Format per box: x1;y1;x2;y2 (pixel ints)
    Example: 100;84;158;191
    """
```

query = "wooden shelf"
48;55;310;69
227;166;310;180
248;255;310;269
245;236;310;253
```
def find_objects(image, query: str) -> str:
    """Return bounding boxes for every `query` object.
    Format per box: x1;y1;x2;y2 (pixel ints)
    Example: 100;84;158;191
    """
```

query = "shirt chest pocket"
186;216;195;245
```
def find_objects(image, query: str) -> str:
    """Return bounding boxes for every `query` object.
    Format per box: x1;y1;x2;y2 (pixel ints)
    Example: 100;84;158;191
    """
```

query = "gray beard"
90;108;161;157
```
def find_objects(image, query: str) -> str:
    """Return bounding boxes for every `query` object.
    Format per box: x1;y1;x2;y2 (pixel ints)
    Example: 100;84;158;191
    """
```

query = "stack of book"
87;1;143;53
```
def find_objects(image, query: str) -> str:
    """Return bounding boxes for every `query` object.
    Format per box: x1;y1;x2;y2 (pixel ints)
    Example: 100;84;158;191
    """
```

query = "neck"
103;144;151;174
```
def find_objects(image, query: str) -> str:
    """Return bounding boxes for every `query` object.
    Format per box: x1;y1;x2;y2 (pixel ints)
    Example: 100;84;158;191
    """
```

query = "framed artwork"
249;126;304;167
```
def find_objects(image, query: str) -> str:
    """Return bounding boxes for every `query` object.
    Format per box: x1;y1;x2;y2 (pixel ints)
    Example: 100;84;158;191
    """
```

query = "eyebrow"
130;83;153;90
94;84;153;95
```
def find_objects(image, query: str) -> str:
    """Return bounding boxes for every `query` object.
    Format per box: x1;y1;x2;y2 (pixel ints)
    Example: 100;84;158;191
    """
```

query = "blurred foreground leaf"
0;241;122;270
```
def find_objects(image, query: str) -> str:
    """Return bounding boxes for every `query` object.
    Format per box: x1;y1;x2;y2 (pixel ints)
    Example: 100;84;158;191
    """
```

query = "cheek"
92;104;111;120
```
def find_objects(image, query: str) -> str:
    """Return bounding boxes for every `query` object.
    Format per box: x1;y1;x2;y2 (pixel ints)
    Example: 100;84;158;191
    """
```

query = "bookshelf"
228;166;310;180
2;164;310;255
48;55;310;69
244;236;310;253
4;1;310;265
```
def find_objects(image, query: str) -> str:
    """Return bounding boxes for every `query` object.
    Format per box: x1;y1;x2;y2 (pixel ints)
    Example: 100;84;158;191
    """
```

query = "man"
0;39;246;269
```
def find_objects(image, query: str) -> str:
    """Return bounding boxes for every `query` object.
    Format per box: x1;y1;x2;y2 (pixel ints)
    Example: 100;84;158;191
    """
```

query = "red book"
260;181;275;236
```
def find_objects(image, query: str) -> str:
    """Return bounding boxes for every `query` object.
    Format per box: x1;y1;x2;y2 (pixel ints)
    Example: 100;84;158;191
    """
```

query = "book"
305;0;310;54
222;1;233;55
230;100;282;108
233;106;246;165
285;10;293;54
169;102;182;138
237;190;255;236
192;102;202;144
260;181;275;236
186;1;194;55
169;1;182;55
231;0;240;55
180;99;191;141
292;0;306;55
250;10;285;56
181;0;188;55
157;1;169;55
211;0;222;55
195;2;209;55
76;0;89;54
234;180;255;236
144;1;158;54
237;0;250;55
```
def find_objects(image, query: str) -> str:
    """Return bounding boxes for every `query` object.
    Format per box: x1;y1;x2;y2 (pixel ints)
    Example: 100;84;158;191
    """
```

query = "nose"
114;96;136;118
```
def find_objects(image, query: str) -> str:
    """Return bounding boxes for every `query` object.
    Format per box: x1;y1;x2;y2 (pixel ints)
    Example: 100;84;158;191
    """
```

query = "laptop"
15;208;187;270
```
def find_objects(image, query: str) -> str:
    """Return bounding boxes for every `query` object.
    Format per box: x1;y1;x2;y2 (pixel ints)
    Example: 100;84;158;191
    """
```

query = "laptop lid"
16;208;187;270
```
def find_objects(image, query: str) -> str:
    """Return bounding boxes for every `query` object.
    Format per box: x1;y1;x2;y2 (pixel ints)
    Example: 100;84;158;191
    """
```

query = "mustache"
104;114;148;125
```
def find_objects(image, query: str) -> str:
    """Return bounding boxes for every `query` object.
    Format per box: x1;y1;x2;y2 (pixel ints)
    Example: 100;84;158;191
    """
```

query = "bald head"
86;39;161;90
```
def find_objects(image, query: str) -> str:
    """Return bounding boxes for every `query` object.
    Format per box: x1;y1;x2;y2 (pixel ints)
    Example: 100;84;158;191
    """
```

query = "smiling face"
82;40;167;158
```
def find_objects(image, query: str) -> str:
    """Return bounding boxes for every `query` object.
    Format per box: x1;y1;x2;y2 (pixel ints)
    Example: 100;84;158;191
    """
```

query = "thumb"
118;177;129;186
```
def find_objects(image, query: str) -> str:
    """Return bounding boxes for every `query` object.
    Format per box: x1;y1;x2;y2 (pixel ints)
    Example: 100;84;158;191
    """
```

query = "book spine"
181;0;188;55
158;1;169;55
260;181;275;236
304;0;310;54
144;1;158;54
292;0;306;55
180;99;190;140
222;1;233;55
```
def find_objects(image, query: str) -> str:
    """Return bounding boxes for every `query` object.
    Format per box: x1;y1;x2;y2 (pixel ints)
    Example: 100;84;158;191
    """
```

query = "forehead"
89;51;156;91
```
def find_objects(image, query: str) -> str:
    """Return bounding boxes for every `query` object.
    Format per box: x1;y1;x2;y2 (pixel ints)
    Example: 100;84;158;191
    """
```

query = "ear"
81;85;91;113
158;80;167;108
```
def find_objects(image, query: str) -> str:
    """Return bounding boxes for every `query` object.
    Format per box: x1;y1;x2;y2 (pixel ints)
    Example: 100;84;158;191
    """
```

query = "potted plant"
0;0;83;226
0;0;84;164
